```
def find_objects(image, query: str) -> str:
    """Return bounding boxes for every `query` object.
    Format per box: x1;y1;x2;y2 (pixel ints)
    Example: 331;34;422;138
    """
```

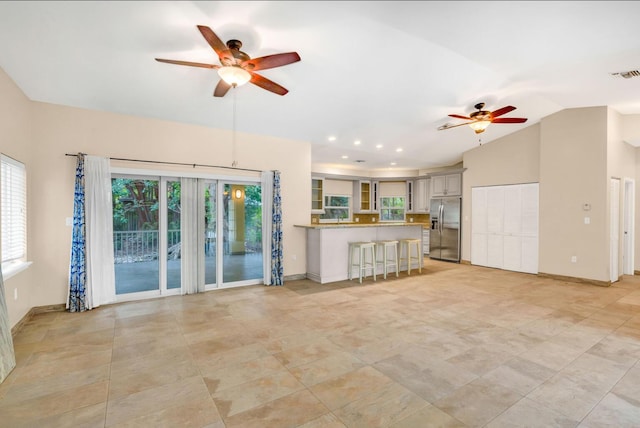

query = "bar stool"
348;241;377;284
374;240;399;279
399;238;422;275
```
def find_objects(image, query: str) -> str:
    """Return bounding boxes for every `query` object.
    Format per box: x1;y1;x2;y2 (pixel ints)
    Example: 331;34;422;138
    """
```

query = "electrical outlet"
14;288;17;300
571;256;577;263
355;217;359;222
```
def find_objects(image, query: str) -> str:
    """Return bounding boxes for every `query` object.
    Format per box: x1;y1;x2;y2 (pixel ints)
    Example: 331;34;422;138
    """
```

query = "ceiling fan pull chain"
232;88;238;167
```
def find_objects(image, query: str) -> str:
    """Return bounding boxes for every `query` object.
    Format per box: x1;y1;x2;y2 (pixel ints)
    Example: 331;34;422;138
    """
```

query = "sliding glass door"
112;177;160;295
204;180;217;286
221;183;263;285
112;174;263;299
166;179;181;290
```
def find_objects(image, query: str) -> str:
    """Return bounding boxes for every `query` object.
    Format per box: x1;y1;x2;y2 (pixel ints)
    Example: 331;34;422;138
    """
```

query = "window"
319;195;350;222
1;154;27;273
380;196;405;221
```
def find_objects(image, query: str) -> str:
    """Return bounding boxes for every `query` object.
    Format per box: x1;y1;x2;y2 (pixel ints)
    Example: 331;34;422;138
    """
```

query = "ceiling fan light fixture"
218;66;251;86
468;120;491;134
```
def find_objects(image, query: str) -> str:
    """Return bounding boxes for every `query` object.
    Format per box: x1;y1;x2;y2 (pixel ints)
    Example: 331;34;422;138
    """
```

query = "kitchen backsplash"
310;213;430;224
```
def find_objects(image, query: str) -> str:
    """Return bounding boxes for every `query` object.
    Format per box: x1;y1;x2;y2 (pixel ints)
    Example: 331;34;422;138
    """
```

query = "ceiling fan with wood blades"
155;25;301;97
438;102;528;134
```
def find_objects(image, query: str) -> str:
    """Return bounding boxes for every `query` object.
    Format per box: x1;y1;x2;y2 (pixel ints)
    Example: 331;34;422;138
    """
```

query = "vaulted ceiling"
1;1;639;171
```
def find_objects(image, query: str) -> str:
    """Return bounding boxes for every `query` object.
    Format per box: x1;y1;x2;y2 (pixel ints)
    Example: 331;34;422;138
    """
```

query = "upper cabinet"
414;178;431;212
431;173;461;197
353;180;375;212
311;177;324;213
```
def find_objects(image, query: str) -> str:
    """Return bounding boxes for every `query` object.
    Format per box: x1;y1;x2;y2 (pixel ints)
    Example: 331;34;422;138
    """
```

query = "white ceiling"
1;1;639;172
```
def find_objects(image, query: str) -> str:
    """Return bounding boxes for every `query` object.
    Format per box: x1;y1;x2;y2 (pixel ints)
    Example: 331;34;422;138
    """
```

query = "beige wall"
463;107;640;283
1;68;311;328
0;68;35;327
461;124;541;261
622;114;640;146
606;108;636;277
539;107;609;281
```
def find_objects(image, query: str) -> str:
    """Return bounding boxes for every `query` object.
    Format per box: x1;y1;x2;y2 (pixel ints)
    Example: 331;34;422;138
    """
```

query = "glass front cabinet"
353;180;377;213
311;177;324;213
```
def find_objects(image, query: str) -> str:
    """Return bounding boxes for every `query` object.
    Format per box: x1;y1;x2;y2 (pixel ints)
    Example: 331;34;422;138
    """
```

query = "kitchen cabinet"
422;228;430;255
406;180;414;212
296;223;424;283
431;173;461;197
414;178;431;212
371;180;379;211
353;180;372;212
311;177;324;213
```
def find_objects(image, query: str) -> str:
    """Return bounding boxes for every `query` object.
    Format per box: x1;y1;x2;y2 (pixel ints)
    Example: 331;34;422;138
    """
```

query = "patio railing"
113;229;261;263
113;230;180;263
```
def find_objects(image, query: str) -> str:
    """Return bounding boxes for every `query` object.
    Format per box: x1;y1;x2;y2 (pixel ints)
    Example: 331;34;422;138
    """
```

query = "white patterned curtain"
0;271;16;384
180;177;203;294
85;156;116;308
262;171;273;285
68;155;116;311
262;171;283;286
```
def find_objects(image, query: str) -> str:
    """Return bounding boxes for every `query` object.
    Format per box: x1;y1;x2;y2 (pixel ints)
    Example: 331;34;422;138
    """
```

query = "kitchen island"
295;222;425;284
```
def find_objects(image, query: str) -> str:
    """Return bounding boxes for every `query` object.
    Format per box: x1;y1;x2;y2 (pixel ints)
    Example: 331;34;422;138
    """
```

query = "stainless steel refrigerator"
429;197;461;262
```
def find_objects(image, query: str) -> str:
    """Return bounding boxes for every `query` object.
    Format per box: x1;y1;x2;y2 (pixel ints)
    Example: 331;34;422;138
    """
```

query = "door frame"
623;178;635;275
610;178;621;283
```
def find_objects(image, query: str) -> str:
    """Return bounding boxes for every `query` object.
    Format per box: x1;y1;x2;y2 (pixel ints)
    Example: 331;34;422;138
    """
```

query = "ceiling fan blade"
197;25;235;65
491;117;528;124
438;122;473;131
213;80;232;97
242;52;301;71
490;106;516;118
249;72;289;95
448;114;472;120
155;58;219;69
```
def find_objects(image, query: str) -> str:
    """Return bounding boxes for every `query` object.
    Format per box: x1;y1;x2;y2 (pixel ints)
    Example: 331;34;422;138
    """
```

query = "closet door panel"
521;236;539;274
521;183;539;237
503;235;522;272
503;186;522;236
486;187;504;234
471;233;488;266
487;235;504;269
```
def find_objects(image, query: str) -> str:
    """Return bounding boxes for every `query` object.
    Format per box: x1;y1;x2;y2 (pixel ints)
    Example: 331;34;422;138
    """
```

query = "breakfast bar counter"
295;222;424;283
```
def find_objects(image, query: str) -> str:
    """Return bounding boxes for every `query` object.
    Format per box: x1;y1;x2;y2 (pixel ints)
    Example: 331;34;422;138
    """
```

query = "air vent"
354;159;366;163
611;70;640;79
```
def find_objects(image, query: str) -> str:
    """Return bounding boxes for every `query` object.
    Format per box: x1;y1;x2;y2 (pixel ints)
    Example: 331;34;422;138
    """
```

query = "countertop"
295;222;428;229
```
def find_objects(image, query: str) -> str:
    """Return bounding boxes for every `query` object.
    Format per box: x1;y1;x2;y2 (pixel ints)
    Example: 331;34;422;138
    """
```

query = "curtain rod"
65;153;264;173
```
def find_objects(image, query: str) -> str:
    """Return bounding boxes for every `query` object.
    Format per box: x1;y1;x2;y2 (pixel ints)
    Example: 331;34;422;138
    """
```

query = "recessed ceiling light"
390;162;397;166
396;148;403;152
376;144;383;149
341;155;348;159
354;140;361;145
328;136;336;141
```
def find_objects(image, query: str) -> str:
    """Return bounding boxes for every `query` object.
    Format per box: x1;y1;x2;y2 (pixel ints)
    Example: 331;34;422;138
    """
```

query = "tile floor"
2;260;640;427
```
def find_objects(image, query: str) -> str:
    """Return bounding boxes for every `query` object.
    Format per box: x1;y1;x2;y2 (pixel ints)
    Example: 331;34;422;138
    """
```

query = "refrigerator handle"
439;203;444;233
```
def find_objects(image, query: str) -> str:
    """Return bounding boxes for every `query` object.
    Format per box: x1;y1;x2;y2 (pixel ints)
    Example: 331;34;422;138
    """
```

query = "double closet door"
112;174;263;298
471;183;539;274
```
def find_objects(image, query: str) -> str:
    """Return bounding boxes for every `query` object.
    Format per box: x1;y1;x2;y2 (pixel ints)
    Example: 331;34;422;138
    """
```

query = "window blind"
1;155;27;265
